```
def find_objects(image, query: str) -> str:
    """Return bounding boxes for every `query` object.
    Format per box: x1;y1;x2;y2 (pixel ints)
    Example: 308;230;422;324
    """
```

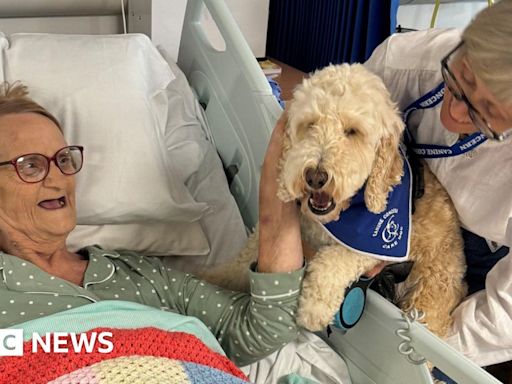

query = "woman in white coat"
365;0;512;374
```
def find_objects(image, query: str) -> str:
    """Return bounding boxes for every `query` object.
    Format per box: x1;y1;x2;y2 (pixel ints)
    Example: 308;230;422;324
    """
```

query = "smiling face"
0;113;77;246
283;105;375;223
280;64;404;223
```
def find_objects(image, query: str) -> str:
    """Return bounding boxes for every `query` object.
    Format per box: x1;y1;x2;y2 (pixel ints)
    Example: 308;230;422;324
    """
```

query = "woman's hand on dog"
258;111;304;273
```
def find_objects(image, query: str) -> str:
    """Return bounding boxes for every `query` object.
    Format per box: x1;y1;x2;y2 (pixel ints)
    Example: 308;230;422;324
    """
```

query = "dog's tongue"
312;191;331;208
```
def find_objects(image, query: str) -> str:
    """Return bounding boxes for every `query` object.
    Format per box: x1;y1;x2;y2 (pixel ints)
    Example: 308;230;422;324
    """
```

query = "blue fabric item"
403;82;446;129
432;367;458;384
462;228;509;295
266;0;396;73
403;82;487;159
320;148;412;261
390;0;400;34
365;0;391;60
183;362;249;384
268;77;285;109
277;373;320;384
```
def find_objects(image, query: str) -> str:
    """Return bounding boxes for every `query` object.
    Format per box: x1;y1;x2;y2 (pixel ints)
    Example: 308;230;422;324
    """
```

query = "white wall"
0;15;121;35
0;0;269;62
151;0;269;62
150;0;186;61
221;0;269;58
397;1;488;30
0;0;125;35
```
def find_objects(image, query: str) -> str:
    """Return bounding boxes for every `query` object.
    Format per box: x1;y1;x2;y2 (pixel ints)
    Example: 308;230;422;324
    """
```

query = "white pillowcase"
2;33;210;256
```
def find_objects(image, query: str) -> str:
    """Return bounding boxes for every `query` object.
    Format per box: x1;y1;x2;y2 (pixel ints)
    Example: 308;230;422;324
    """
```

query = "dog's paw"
296;298;336;332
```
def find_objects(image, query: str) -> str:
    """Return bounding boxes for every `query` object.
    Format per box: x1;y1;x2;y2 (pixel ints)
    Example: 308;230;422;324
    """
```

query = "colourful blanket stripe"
0;327;248;384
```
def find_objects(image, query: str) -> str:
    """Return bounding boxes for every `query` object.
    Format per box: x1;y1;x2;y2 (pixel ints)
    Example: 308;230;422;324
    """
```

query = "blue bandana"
320;148;412;261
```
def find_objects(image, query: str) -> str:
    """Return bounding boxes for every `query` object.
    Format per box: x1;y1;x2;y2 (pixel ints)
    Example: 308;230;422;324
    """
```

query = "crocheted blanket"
0;301;250;384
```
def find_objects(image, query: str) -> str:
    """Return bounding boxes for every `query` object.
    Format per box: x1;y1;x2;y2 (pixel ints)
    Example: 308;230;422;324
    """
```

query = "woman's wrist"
258;202;303;273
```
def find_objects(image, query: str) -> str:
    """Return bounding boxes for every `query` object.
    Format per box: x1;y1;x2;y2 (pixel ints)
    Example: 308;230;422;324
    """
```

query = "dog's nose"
304;167;328;190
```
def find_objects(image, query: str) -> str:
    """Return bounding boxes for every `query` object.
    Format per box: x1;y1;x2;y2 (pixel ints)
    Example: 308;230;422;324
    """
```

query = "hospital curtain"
266;0;399;73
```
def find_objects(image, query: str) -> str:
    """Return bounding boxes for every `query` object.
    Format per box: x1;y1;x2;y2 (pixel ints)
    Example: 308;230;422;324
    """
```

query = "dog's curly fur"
202;63;466;339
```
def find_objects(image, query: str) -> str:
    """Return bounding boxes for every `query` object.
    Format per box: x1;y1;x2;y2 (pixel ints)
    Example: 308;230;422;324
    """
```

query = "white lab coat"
364;28;512;367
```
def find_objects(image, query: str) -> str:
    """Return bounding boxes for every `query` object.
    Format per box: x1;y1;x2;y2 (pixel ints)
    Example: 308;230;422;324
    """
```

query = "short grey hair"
0;81;62;130
462;0;512;104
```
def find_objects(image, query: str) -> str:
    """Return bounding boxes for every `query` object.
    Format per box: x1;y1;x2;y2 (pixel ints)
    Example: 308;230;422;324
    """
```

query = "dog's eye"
345;127;358;136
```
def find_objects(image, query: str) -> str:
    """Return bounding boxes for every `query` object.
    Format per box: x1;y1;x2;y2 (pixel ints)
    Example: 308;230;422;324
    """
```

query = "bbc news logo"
0;329;114;356
0;329;23;356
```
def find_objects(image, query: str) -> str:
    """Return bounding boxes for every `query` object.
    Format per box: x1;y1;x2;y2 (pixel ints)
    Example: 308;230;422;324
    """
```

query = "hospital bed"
0;0;501;383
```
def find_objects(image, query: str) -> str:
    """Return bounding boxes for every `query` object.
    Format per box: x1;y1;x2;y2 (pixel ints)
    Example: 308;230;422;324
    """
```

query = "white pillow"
3;33;210;256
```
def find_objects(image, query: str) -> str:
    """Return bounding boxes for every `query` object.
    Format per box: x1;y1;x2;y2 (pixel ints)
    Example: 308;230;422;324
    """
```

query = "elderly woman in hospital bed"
0;96;350;384
0;80;306;372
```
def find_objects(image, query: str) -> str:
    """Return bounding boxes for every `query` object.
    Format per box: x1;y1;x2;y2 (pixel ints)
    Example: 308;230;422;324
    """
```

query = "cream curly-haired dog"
204;63;466;338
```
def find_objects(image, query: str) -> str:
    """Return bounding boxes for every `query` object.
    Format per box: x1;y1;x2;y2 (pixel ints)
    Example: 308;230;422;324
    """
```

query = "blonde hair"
0;82;61;129
462;0;512;104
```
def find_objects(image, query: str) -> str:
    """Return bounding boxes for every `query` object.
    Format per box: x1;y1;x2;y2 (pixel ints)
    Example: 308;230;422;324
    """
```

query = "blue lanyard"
403;82;487;158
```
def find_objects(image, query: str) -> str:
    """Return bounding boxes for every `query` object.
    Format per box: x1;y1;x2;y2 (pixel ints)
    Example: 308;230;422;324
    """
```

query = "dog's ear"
364;121;404;214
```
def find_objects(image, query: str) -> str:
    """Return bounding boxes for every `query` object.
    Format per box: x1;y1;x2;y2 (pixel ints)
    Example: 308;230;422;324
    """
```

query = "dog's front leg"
297;245;380;331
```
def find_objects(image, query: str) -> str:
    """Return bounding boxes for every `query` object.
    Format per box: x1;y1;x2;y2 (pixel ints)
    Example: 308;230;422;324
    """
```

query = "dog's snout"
304;167;328;190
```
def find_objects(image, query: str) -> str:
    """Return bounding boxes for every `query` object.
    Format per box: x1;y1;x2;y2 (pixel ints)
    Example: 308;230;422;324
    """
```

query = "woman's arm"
258;112;304;272
161;114;305;365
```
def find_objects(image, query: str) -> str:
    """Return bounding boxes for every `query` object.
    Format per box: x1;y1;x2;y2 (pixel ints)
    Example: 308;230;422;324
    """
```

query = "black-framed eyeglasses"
441;41;512;141
0;145;84;183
